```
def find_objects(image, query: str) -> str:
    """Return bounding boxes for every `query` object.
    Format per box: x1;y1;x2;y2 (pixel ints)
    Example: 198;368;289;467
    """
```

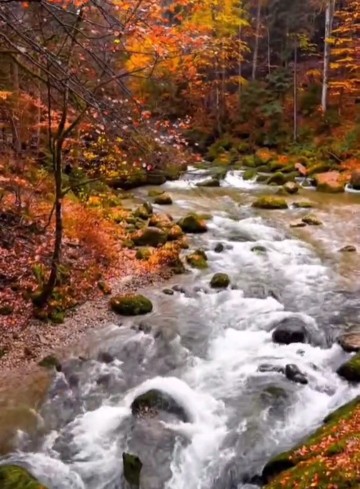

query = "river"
1;170;360;489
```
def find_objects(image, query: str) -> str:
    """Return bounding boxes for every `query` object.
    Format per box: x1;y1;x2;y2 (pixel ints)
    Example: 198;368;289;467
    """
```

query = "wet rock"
98;351;114;364
258;364;285;374
131;389;188;422
196;178;220;187
38;355;62;371
98;281;112;295
338;328;360;352
178;214;208;233
0;465;48;489
293;201;313;209
267;172;287;186
154;192;173;205
339;245;357;253
135;247;153;261
149;213;173;229
251;245;267;254
272;318;307;345
172;285;186;294
290;220;306;228
350;170;360;190
302;215;323;226
163;288;174;296
186;249;208;269
134;202;153;219
167;225;184;241
315;171;345;193
261;451;295;484
285;364;308;385
243;169;257;180
110;294;153;316
210;273;230;289
252;196;288;210
137;321;152;334
148;189;164;198
283;181;299;195
131;227;167;247
337;353;360;382
123;453;142;488
214;243;224;253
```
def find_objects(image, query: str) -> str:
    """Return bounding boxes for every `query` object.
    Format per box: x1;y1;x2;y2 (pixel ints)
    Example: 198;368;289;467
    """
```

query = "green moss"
135;247;152;261
293;201;314;209
148;189;164;197
131;227;167;247
0;465;48;489
38;355;61;371
337;353;360;382
267;172;287;185
122;453;142;488
243;169;257;180
210;273;230;288
49;310;65;324
242;155;257;168
154;192;173;205
186;250;208;269
252;196;288;210
178;214;208;233
110;294;153;316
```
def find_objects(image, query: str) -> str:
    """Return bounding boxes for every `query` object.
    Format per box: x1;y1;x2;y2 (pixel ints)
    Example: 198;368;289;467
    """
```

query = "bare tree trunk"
293;39;298;142
252;0;262;81
321;0;336;112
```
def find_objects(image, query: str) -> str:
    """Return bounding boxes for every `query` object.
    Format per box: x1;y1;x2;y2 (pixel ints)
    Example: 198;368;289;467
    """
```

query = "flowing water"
2;170;360;489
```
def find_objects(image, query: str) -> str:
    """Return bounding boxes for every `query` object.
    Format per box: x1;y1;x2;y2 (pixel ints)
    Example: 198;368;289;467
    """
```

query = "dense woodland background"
0;0;359;323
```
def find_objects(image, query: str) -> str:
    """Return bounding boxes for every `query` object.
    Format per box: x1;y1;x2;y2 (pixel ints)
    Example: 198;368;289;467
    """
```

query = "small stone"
285;364;308;385
154;192;173;205
123;453;143;488
252;196;288;210
339;245;357;253
337;353;360;382
283;181;299;195
293;201;313;209
251;245;267;254
210;273;230;289
110;294;153;316
178;214;208;233
98;352;114;364
186;250;208;269
302;215;323;226
290;221;306;228
214;243;224;253
38;355;62;371
163;288;174;296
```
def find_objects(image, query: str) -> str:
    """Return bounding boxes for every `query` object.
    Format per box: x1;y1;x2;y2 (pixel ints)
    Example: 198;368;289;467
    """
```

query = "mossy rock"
98;281;112;295
167;225;184;241
293;201;313;209
110;294;153;316
255;149;273;164
196;178;221;187
337;353;360;382
257;174;270;183
146;173;167;185
210;273;230;289
243;169;257;181
284;171;300;183
154;192;173;205
131;227;167;247
123;453;142;488
307;162;333;176
38;355;62;371
186;250;208;269
0;304;13;316
178;214;208;234
242;155;257;168
252;196;288;210
251;245;267;254
49;310;65;324
122;239;135;249
283;182;299;195
0;465;48;489
149;213;173;229
135;247;153;261
148;189;164;198
134;202;153;220
268;161;286;172
267;172;287;185
302;215;323;226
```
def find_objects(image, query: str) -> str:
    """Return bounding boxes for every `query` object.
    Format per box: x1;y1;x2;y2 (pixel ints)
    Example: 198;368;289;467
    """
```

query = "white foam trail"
222;170;263;189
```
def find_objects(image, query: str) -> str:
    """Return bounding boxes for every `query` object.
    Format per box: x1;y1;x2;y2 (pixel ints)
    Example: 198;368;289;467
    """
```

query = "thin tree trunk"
267;26;271;75
293;39;298;142
252;0;262;81
321;0;336;112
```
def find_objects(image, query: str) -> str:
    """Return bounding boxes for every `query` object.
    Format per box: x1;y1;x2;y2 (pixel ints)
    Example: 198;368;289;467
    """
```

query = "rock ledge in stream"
0;465;48;489
338;327;360;352
131;389;189;422
272;318;307;345
252;196;288;210
186;250;208;269
110;294;153;316
131;227;167;247
122;453;142;488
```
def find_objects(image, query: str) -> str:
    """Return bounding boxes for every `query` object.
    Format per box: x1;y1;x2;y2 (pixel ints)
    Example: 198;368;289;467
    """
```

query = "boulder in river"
337;353;360;382
196;178;220;187
285;364;308;385
167;225;184;241
267;172;287;186
0;465;47;489
210;273;230;289
134;202;153;219
110;294;153;316
258;364;285;374
186;250;208;269
338;327;360;352
272;318;307;345
131;389;188;422
290;220;306;228
350;170;360;190
283;181;299;195
123;453;142;488
131;227;167;247
315;171;345;193
292;201;313;209
154;192;173;205
178;214;208;233
252;196;288;210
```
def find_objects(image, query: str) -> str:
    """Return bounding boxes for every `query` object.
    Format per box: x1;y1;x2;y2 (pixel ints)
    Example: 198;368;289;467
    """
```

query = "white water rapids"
2;170;360;489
